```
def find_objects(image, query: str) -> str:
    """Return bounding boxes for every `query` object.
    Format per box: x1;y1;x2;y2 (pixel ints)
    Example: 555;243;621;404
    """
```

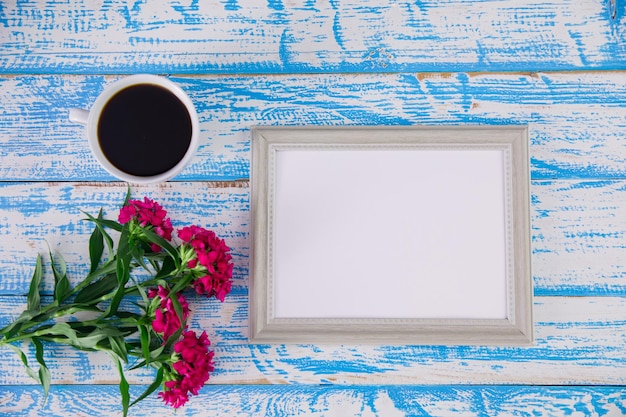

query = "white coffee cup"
69;74;199;184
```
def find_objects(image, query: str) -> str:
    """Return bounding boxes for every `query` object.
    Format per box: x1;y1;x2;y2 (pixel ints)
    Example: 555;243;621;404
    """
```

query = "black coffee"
98;84;193;177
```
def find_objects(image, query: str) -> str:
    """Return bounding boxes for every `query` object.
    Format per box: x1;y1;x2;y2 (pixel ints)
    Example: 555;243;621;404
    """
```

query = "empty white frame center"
273;148;508;320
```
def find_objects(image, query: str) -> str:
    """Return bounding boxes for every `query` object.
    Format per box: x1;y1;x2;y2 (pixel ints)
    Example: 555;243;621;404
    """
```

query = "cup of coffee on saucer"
70;74;199;184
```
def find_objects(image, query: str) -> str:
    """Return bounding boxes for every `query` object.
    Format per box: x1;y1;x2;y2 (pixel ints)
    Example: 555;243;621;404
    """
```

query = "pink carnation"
118;197;173;252
159;330;214;408
148;285;190;343
177;226;234;301
159;380;190;409
192;275;232;303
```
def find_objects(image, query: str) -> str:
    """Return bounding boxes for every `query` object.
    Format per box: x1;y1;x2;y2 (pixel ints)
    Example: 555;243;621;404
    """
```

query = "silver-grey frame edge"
249;126;532;346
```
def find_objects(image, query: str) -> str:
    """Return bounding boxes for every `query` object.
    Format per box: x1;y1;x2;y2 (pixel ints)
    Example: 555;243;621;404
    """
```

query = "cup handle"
69;108;90;125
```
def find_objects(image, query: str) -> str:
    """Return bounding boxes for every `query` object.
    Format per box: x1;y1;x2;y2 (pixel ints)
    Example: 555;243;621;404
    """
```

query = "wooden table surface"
0;1;625;416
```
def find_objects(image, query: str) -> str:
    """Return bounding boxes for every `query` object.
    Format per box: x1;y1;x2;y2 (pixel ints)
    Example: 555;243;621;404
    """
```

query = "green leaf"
149;345;165;360
105;223;132;318
140;228;180;268
74;273;118;304
26;255;43;312
37;322;79;345
36;323;130;351
127;343;168;371
146;256;161;273
167;273;194;302
131;277;150;306
113;355;130;417
5;303;107;340
163;325;184;350
123;186;131;205
74;332;118;350
71;260;118;297
88;209;105;273
3;302;89;341
127;343;166;371
49;250;70;303
153;256;176;281
4;343;39;382
131;245;149;271
116;223;131;285
32;338;51;404
0;309;38;339
108;336;129;364
127;359;148;371
138;324;151;364
40;323;91;348
83;211;123;232
170;292;185;328
82;211;118;258
130;365;164;407
105;286;126;319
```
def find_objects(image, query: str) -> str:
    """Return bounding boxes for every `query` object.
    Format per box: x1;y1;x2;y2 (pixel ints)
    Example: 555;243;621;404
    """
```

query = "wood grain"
1;384;625;417
1;294;625;386
532;180;626;296
1;73;626;181
0;1;623;73
0;182;249;294
0;0;625;414
0;181;624;296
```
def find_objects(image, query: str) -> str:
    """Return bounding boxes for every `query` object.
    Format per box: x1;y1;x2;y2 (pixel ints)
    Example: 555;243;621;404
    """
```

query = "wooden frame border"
249;126;532;345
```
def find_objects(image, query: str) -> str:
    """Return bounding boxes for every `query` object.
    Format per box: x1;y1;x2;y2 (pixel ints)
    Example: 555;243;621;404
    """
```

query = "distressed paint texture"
1;181;625;296
0;182;623;387
1;385;625;417
0;0;625;415
0;294;625;386
0;0;624;73
0;183;250;294
1;73;626;181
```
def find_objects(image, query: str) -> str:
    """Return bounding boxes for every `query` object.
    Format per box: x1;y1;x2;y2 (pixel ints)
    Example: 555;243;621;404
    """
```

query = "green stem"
69;260;118;296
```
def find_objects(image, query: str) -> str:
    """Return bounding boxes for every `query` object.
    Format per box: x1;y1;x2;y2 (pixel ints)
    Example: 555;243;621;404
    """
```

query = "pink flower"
159;380;189;409
148;285;190;343
177;226;234;301
192;275;232;303
118;197;173;252
159;330;214;408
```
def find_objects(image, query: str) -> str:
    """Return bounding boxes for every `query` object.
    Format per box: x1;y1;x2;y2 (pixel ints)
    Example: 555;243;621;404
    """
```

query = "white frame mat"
249;126;532;345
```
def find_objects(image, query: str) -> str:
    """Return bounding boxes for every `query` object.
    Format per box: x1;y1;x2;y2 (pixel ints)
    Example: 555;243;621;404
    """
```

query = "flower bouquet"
0;192;234;415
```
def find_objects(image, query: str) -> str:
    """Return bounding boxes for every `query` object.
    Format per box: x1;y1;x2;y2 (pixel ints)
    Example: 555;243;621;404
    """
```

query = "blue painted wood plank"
531;180;626;296
0;0;623;412
1;181;624;297
0;1;624;73
0;182;249;295
1;73;626;182
1;295;625;385
0;384;624;416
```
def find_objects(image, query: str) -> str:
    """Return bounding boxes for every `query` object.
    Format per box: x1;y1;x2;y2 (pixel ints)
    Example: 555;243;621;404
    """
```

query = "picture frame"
249;126;532;345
